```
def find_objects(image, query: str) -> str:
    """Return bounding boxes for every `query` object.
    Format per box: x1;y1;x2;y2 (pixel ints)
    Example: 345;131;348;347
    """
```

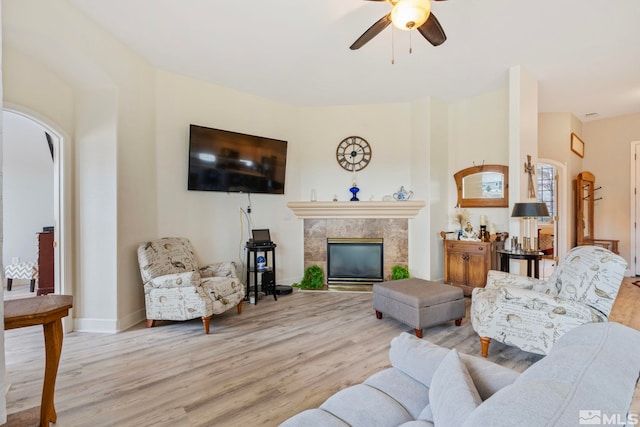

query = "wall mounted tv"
188;124;288;194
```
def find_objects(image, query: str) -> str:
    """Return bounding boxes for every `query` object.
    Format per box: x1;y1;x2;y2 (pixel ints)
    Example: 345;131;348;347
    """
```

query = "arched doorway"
537;158;568;277
3;106;72;311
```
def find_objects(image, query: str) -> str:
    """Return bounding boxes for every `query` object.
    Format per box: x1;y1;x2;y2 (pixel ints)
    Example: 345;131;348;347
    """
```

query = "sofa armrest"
200;261;238;278
485;270;545;290
144;271;201;289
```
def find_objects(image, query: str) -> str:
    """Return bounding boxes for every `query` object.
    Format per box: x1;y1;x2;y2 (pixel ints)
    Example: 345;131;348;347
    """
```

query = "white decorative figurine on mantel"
460;221;480;241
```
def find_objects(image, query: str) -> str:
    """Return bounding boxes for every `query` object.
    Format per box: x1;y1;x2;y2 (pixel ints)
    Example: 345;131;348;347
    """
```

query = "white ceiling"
68;0;640;121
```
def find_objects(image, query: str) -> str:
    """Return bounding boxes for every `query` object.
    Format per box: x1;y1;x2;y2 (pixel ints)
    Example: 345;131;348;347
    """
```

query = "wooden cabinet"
37;231;55;295
441;235;505;296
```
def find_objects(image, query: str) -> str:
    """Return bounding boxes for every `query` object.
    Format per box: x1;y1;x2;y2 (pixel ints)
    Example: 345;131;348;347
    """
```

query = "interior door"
635;143;640;275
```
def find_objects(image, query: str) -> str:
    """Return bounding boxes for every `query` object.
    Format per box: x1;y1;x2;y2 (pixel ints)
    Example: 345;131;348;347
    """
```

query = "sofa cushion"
364;368;430;419
417;404;433;422
459;354;520;400
279;408;349;427
463;322;640;427
320;384;413;427
429;349;482;427
389;333;450;387
399;421;434;427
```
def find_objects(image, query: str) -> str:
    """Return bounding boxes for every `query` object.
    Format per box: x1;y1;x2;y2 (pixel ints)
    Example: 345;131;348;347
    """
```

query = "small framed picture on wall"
571;133;585;158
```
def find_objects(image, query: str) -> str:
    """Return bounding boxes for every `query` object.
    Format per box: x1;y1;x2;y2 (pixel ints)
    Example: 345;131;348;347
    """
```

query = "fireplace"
300;217;409;291
327;238;384;288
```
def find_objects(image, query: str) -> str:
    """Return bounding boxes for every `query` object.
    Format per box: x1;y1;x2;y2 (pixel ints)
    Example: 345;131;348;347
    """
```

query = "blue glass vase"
350;185;360;202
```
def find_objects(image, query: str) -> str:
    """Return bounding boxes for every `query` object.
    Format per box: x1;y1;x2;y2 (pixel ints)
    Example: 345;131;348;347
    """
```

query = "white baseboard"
74;308;145;333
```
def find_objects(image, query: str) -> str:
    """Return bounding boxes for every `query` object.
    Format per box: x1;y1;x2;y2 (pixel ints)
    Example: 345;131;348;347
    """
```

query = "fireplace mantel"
287;201;425;219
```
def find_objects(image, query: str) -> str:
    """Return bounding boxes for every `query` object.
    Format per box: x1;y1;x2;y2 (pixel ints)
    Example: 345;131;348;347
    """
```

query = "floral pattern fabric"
471;245;627;355
137;237;245;323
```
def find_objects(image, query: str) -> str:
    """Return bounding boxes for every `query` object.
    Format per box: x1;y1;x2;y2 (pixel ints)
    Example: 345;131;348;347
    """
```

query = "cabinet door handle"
462;254;470;261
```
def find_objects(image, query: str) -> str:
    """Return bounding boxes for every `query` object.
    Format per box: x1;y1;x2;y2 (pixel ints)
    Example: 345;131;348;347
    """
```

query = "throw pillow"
429;349;482;427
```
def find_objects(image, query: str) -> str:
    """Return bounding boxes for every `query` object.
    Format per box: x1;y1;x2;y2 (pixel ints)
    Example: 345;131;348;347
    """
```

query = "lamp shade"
391;0;431;30
511;202;550;218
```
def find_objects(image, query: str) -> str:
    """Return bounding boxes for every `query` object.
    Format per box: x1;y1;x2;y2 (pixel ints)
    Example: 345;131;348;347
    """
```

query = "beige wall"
583;113;640;269
425;97;449;280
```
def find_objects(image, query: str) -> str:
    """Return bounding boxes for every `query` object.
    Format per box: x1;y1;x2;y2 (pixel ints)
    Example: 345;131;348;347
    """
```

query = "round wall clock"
336;136;372;172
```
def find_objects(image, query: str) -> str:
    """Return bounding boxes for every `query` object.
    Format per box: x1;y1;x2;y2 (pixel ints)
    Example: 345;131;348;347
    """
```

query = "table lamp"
511;202;550;252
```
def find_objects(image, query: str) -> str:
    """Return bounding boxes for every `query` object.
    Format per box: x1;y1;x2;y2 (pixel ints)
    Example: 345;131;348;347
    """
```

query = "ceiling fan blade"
350;13;392;50
417;12;447;46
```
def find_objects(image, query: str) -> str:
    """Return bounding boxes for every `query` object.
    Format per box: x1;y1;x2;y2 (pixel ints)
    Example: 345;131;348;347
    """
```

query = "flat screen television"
188;124;288;194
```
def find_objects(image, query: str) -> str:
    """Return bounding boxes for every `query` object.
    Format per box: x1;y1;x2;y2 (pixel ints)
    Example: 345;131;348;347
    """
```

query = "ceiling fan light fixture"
391;0;431;31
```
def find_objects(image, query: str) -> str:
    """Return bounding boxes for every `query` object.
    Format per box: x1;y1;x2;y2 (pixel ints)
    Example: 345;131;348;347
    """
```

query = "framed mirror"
454;164;509;208
575;171;594;245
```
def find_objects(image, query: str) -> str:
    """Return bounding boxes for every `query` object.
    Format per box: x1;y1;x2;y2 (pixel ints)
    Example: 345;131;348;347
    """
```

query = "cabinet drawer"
464;244;488;255
445;242;489;254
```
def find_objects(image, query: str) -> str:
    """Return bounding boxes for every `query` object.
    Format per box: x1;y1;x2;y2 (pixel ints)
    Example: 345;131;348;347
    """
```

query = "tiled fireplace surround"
303;218;408;284
288;201;425;287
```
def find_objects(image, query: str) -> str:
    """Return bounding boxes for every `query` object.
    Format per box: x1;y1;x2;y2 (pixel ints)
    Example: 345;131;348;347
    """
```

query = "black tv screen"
188;124;288;194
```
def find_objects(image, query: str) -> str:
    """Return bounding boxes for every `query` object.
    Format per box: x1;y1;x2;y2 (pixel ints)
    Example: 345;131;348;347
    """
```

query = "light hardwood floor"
2;278;640;427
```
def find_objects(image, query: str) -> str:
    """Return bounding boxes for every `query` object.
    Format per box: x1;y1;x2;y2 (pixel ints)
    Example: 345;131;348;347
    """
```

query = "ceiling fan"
350;0;447;50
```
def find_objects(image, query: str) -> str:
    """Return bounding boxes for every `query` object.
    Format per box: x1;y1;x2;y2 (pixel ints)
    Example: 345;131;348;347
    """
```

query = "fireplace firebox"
327;238;384;289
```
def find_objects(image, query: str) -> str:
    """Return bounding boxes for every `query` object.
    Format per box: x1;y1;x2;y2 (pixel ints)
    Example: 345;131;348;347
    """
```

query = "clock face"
336;136;372;172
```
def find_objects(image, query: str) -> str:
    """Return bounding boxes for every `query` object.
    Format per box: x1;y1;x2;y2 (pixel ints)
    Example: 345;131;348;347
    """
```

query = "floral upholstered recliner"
471;245;627;356
137;237;245;334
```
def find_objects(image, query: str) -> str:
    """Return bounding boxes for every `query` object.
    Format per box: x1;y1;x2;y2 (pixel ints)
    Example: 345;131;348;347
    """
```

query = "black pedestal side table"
497;249;543;278
245;242;277;305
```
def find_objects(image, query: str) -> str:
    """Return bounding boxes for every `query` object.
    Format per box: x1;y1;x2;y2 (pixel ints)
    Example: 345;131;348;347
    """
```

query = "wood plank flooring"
2;278;639;427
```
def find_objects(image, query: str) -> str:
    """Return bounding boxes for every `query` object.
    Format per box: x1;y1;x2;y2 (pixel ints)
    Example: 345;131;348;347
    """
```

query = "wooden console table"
4;295;73;427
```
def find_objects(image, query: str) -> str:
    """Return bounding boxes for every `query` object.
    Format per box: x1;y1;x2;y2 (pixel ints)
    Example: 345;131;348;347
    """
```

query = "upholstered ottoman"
373;278;465;338
4;261;38;292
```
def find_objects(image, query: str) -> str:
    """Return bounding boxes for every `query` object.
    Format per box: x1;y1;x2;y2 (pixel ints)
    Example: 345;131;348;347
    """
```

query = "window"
537;164;555;222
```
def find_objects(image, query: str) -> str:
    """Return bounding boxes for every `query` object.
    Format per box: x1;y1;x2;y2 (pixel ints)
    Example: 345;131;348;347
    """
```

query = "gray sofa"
280;322;640;426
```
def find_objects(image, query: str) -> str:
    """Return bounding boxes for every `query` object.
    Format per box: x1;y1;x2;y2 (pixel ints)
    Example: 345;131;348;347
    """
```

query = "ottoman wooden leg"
30;279;36;292
480;336;491;358
6;278;12;291
455;318;462;326
375;310;383;319
414;328;423;339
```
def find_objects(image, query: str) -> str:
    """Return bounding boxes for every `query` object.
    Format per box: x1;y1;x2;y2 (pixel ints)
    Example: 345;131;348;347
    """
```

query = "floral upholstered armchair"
137;237;245;334
471;245;627;356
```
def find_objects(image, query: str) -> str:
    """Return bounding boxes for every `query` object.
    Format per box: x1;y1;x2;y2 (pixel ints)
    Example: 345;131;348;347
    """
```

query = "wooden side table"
4;295;73;427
